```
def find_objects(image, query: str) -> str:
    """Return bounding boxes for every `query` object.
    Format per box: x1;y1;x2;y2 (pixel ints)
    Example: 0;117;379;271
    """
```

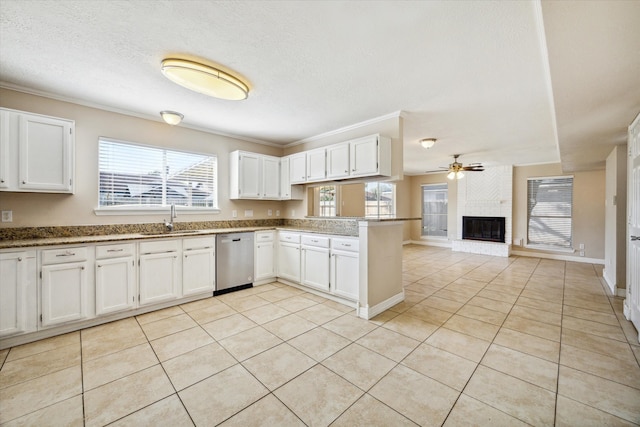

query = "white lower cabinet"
0;251;36;337
95;243;136;316
301;235;330;291
183;237;215;296
41;247;93;327
277;232;301;283
139;240;181;306
255;231;276;282
331;238;359;301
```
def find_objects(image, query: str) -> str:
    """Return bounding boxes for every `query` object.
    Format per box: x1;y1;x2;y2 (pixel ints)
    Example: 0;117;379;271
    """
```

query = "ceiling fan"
426;154;485;179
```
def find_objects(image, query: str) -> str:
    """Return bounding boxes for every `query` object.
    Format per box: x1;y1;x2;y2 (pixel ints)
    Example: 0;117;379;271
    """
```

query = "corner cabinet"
0;108;75;193
0;250;37;337
229;151;280;200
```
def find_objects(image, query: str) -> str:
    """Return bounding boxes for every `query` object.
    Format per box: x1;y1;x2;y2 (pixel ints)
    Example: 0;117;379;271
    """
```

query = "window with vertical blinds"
422;183;448;237
98;138;218;210
527;176;573;248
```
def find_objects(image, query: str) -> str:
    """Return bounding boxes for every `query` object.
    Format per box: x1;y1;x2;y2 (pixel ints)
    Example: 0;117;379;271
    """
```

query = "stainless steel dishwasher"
215;232;254;295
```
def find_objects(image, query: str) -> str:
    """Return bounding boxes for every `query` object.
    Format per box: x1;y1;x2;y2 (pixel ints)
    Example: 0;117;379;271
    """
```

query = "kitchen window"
421;183;448;237
365;182;395;218
527;176;573;248
97;138;218;213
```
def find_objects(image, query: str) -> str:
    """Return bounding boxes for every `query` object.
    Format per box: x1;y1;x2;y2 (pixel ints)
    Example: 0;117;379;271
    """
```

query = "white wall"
604;145;627;294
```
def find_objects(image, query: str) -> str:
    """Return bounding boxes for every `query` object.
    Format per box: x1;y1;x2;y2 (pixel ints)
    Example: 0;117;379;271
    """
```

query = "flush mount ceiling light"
161;58;249;101
420;138;436;149
160;110;184;125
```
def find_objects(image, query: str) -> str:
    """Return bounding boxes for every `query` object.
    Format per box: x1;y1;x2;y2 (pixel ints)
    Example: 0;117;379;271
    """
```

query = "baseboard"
602;269;617;295
408;239;452;248
358;290;405;320
511;249;604;265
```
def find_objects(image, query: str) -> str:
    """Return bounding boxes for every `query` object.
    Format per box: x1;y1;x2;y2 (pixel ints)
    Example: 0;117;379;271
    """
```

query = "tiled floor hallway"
1;245;639;426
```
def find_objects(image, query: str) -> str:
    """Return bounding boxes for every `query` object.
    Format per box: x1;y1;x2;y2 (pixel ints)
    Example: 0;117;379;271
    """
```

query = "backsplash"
0;218;360;241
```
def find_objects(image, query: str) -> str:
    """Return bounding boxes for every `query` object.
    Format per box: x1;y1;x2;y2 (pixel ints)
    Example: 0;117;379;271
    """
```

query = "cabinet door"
262;155;280;199
277;242;301;283
255;241;275;281
239;152;261;198
0;252;27;336
41;261;88;327
95;256;135;315
331;251;359;301
301;246;330;291
289;153;307;184
139;252;180;306
307;148;326;182
183;248;215;296
18;113;73;193
326;143;350;179
0;110;9;189
280;157;292;199
350;135;378;177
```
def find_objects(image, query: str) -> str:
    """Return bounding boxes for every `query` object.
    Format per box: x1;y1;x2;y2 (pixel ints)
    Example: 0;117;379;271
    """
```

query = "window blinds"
527;176;573;247
98;138;217;209
422;183;448;237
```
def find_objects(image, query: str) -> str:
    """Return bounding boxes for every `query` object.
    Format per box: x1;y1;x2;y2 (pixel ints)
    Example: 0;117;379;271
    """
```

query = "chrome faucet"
165;204;176;231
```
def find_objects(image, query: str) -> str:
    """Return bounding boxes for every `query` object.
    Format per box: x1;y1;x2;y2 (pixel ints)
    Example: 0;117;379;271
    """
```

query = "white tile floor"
1;245;639;426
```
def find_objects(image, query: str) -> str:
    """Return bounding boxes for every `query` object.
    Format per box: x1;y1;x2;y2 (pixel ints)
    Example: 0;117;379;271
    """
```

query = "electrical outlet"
580;251;585;257
291;209;295;217
579;243;585;250
232;210;237;218
1;211;12;222
244;209;253;217
267;209;272;216
276;210;280;217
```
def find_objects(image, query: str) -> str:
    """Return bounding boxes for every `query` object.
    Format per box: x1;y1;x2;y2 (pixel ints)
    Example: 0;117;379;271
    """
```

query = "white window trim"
526;175;574;249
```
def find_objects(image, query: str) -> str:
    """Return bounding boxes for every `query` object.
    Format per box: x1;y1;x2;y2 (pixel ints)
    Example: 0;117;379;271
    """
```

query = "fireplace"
462;216;506;243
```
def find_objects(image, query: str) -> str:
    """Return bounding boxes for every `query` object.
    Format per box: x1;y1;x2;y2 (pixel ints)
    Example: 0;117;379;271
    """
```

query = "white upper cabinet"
289;152;307;184
326;143;350;180
306;148;327;182
230;151;280;200
0;108;74;193
349;134;391;178
279;157;303;200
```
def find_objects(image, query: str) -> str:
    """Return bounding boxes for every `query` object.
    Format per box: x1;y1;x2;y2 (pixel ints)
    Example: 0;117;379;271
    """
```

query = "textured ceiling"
1;1;638;174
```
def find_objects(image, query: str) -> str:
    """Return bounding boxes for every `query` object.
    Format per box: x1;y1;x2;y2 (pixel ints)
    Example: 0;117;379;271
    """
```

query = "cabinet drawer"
183;236;215;251
255;231;274;243
279;232;300;243
332;238;358;252
301;235;329;248
42;247;88;264
139;239;180;254
96;243;135;259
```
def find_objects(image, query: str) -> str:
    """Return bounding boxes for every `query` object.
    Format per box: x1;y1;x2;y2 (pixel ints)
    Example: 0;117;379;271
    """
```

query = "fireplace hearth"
462;216;506;243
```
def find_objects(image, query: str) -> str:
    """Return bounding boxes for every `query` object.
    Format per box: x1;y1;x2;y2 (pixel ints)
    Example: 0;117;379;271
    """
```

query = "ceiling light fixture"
161;58;249;101
420;138;436;149
160;110;184;125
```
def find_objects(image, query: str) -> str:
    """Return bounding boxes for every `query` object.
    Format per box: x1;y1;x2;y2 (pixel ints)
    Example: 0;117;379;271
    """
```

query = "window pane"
422;184;447;237
99;139;217;209
365;182;395;218
527;177;572;247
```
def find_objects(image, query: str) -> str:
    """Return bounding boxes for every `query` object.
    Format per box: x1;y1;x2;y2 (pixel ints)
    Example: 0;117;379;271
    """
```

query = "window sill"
523;244;575;254
94;207;221;216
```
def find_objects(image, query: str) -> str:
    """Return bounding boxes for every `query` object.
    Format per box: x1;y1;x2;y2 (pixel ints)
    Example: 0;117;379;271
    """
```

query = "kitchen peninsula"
0;217;412;349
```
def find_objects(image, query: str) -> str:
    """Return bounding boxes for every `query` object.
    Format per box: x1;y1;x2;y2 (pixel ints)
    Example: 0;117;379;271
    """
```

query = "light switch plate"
232;210;237;218
1;211;12;222
276;210;280;217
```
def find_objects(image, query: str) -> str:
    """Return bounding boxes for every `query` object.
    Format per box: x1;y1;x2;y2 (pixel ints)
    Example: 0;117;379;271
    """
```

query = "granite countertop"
0;225;359;249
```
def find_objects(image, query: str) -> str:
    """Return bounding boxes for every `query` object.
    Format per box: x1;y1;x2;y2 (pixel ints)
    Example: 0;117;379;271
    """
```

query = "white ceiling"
1;1;638;175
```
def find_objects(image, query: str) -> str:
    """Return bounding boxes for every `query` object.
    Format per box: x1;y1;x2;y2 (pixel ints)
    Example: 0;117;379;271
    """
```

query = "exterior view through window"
527;176;573;248
98;138;218;209
365;182;395;218
421;183;448;237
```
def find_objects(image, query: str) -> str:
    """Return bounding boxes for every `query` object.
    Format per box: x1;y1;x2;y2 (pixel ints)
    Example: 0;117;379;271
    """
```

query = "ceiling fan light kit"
161;58;249;101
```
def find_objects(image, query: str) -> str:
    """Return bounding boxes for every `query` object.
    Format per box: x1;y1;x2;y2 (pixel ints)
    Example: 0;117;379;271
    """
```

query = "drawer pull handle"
56;252;76;257
107;249;124;252
18;257;22;262
343;244;351;247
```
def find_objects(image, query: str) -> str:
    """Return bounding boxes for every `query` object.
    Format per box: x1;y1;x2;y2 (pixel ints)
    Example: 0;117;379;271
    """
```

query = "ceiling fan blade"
462;166;484;171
